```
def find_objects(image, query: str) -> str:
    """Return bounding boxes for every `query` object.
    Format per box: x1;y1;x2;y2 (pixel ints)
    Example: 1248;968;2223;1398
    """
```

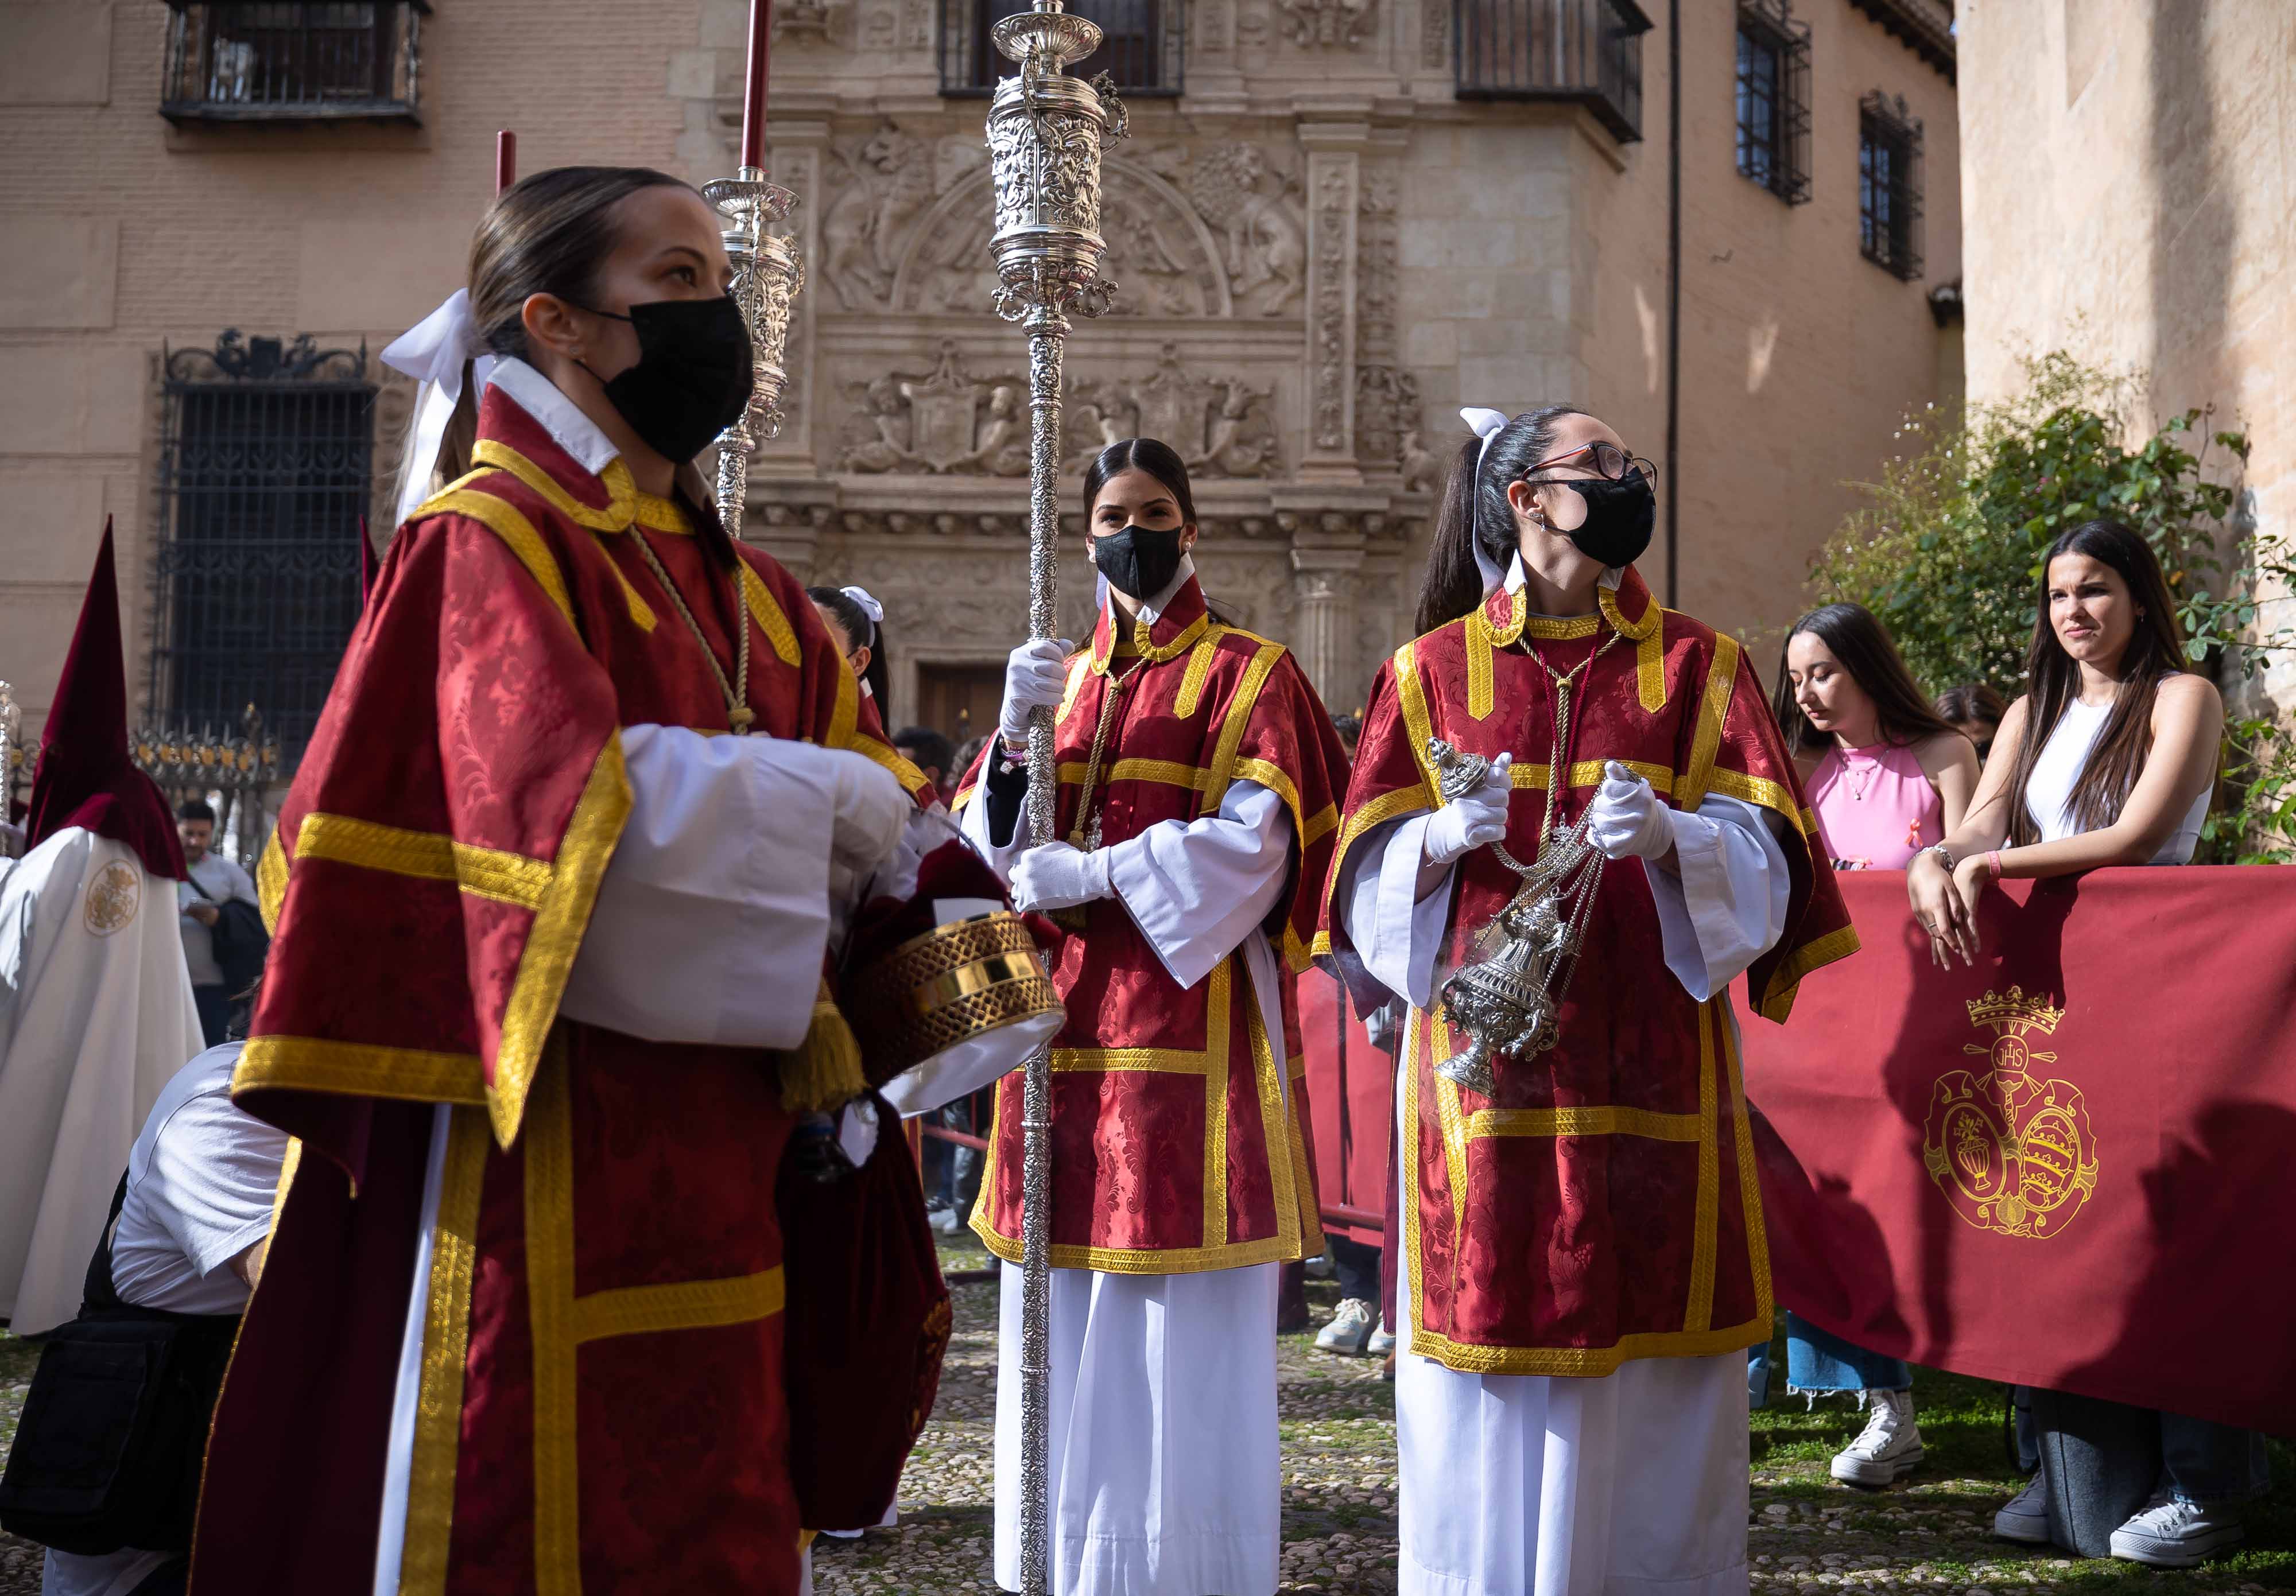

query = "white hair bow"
1459;406;1512;596
381;290;498;526
839;585;885;641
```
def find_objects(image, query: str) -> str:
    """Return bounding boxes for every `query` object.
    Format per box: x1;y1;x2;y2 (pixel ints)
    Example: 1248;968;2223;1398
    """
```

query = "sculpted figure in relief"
1180;145;1306;316
821;123;936;308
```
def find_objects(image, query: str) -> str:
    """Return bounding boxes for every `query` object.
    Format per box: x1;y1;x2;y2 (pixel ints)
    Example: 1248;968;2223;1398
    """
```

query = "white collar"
1503;553;1623;612
1094;552;1197;627
485;358;623;477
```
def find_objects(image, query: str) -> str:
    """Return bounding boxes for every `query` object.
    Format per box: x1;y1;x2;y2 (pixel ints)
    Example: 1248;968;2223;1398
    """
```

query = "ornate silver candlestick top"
983;14;1123;1595
703;168;804;541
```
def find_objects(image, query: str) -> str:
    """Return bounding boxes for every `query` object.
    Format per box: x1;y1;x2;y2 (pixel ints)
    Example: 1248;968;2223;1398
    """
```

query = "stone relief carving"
1356;166;1398;364
837;342;1031;475
1399;429;1442;492
1421;0;1449;68
772;0;847;44
1355;366;1420;472
1065;345;1282;477
1309;162;1353;455
1277;0;1376;48
820;123;939;308
1153;143;1306;317
895;158;1220;318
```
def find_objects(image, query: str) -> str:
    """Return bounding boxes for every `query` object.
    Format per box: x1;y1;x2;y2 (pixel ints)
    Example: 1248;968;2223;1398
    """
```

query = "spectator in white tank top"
1909;519;2261;1568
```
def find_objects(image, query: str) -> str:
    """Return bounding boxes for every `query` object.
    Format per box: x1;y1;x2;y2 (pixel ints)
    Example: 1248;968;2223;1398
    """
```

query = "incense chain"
630;527;755;735
1490;627;1626;873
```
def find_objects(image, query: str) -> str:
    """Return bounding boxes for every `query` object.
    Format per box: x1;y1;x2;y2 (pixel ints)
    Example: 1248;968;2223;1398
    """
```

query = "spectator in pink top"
1775;604;1980;869
1750;602;1979;1488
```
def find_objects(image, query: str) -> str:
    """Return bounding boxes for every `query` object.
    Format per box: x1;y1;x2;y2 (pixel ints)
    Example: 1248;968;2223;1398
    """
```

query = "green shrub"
1810;351;2294;861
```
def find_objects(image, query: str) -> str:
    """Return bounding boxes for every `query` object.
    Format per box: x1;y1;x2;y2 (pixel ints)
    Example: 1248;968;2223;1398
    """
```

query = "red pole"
738;0;771;170
495;130;517;196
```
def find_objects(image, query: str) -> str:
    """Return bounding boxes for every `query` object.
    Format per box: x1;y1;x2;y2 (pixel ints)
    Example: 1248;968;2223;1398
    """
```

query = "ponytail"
1413;438;1487;635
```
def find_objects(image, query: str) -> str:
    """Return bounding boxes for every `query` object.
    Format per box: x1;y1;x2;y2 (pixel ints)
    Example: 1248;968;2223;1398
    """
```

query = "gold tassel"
777;977;868;1112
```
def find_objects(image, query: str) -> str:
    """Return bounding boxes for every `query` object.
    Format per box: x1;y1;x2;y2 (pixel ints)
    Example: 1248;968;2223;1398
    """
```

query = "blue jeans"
1748;1312;1912;1407
2155;1411;2271;1504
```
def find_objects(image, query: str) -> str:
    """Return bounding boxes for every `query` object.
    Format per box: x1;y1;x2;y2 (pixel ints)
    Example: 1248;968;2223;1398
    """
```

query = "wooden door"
914;663;1006;747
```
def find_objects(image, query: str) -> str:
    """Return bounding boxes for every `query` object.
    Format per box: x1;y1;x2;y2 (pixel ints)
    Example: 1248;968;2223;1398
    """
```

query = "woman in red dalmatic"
1319;406;1853;1596
188;168;942;1595
951;440;1351;1595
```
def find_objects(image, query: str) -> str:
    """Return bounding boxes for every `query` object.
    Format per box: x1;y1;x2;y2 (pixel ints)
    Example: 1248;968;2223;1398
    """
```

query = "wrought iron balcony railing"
1453;0;1651;143
940;0;1182;96
161;1;429;124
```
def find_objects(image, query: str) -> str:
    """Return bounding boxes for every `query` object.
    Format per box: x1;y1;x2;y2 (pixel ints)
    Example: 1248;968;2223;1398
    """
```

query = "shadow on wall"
2147;4;2231;411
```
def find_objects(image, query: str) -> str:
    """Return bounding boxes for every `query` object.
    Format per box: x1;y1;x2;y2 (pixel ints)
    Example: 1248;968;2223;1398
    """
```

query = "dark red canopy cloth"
25;521;184;880
1742;868;2296;1435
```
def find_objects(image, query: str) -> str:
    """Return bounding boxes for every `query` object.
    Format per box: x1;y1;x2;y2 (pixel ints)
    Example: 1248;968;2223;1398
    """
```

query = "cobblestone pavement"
5;1242;2288;1595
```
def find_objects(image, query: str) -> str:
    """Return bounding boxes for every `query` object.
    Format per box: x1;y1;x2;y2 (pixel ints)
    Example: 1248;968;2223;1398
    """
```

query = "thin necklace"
1067;653;1150;849
628;527;755;735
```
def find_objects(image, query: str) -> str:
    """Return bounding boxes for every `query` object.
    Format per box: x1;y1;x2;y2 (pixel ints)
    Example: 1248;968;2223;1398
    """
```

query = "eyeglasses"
1523;441;1658;486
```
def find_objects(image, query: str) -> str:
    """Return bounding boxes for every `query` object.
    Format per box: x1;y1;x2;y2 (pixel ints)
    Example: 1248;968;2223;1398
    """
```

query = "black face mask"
576;296;755;464
1093;525;1187;603
1552;469;1657;568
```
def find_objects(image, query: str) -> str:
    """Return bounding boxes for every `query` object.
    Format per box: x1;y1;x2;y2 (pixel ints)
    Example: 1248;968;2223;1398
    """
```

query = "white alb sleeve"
1333;810;1450;1011
559;724;839;1049
1644;792;1793;1001
1102;780;1292;992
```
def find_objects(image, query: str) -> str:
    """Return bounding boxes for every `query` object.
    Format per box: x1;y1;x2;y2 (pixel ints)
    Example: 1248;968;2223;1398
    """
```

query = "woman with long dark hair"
188;166;951;1593
1910;519;2260;1566
952;437;1349;1595
1321;406;1852;1595
1752;603;1977;1483
1777;603;1980;870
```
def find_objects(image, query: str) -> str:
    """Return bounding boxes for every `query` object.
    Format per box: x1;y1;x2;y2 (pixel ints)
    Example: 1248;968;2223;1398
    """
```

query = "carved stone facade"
667;0;1964;727
0;0;1961;751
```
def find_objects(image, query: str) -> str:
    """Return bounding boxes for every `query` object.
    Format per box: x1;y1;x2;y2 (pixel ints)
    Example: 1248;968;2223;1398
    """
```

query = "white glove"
1585;760;1674;861
998;637;1073;745
1421;752;1514;865
824;747;910;879
1009;842;1115;912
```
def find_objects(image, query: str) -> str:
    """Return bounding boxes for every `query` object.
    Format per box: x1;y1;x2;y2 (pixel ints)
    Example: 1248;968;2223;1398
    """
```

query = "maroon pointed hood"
25;522;187;879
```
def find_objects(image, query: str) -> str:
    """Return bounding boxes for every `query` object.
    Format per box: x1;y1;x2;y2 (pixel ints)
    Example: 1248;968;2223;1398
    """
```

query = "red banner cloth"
1296;965;1389;1248
1742;867;2296;1436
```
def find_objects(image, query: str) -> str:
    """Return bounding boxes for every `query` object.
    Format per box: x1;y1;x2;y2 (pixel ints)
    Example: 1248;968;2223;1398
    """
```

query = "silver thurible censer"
704;169;805;540
983;11;1124;1595
1429;738;1607;1098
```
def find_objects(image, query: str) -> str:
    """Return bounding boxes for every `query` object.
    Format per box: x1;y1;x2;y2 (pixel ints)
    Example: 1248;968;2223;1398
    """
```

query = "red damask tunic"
189;385;922;1594
952;578;1351;1272
1317;569;1853;1376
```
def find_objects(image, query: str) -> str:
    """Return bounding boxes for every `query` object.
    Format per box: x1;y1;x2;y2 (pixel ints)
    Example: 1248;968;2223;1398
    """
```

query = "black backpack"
0;1175;241;1556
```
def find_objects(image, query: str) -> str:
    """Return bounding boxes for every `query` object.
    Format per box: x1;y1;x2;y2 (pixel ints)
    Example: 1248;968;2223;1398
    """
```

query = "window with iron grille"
1735;0;1810;203
161;1;429;123
150;333;374;758
1859;90;1924;279
941;0;1181;95
1453;0;1652;144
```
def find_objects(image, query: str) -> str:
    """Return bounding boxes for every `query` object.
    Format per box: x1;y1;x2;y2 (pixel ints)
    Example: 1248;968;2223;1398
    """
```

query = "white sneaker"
2109;1493;2245;1567
1304;1249;1336;1280
1829;1388;1923;1486
1994;1475;2050;1543
1367;1322;1397;1356
1314;1297;1376;1355
930;1206;962;1234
